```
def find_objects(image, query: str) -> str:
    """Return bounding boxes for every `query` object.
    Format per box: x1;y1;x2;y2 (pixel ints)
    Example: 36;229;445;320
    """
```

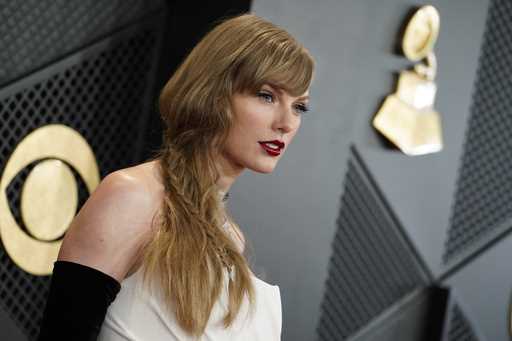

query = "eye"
294;103;310;115
257;91;274;103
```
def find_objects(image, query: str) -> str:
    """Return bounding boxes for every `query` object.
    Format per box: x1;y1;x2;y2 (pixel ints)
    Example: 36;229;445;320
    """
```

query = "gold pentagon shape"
373;94;443;155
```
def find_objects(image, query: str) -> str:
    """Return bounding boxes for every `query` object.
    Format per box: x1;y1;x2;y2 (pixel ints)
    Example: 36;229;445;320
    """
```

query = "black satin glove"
37;260;121;341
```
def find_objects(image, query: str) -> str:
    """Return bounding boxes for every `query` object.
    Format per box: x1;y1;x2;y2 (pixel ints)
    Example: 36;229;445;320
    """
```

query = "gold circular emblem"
0;124;99;275
402;5;440;61
21;159;78;241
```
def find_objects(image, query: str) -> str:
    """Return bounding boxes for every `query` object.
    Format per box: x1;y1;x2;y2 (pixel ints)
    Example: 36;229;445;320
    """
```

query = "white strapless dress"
97;267;282;341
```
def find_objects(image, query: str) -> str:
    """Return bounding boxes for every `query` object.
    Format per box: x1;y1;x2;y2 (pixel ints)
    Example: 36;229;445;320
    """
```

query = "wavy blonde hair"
141;13;314;337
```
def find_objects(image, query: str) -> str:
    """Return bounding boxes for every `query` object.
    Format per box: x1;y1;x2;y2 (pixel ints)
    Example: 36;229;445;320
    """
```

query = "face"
221;83;310;175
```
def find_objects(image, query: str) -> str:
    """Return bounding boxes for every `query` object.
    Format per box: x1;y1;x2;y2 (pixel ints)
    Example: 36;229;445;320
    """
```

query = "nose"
273;105;299;135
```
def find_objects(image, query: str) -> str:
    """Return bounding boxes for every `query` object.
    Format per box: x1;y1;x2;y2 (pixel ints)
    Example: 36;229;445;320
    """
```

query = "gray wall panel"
352;0;489;276
243;1;491;340
443;233;512;341
233;1;369;340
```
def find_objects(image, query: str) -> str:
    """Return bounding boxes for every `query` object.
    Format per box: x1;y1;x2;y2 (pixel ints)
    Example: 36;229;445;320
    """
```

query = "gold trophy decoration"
0;124;99;275
373;5;442;155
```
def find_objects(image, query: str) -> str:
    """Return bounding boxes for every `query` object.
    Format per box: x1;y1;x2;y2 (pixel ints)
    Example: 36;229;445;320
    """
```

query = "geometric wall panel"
444;0;512;265
0;0;163;87
446;304;481;341
317;146;431;340
0;13;164;339
346;286;451;341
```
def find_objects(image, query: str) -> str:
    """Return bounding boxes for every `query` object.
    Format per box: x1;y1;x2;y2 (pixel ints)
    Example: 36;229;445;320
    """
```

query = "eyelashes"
257;91;274;103
295;103;310;115
256;91;310;115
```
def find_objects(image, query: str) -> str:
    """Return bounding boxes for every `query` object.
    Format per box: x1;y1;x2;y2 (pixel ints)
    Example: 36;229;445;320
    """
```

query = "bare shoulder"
58;160;164;282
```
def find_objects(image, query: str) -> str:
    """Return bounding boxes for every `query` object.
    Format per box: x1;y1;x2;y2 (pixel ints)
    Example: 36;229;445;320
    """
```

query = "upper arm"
57;170;157;282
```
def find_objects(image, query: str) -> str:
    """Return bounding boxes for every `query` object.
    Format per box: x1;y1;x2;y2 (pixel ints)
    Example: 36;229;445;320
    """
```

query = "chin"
253;168;274;174
248;161;277;174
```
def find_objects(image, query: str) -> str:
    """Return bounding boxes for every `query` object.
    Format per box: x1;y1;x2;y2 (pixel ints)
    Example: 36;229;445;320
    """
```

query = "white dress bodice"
97;267;282;341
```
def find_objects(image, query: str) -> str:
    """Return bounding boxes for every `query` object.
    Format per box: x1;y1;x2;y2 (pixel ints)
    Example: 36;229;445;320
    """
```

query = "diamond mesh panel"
444;0;512;263
0;0;164;87
317;147;429;341
0;16;163;339
447;304;480;341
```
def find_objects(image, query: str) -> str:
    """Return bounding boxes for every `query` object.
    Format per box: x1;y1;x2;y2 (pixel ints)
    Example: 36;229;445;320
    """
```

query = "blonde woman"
38;13;314;341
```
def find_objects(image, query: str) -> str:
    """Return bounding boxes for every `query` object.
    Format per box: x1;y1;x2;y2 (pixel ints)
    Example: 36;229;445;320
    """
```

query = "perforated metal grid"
444;0;512;264
0;15;163;339
317;146;429;340
0;0;164;87
447;304;480;341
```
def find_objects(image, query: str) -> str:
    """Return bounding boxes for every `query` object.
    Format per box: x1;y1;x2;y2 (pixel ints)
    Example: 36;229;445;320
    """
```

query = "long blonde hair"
142;13;314;337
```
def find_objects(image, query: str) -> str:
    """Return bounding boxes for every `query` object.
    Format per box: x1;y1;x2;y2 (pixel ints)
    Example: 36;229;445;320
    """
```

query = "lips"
258;140;285;156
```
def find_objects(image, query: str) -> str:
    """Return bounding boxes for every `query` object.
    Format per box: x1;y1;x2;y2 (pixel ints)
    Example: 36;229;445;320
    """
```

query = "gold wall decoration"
373;5;442;156
0;124;99;275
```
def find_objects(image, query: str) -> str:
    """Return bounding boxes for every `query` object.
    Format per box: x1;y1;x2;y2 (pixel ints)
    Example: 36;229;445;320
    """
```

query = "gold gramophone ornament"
373;5;442;156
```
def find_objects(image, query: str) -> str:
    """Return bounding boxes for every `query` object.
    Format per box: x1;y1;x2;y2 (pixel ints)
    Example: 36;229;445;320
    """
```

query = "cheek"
231;110;268;142
224;122;256;158
288;121;301;141
238;108;268;129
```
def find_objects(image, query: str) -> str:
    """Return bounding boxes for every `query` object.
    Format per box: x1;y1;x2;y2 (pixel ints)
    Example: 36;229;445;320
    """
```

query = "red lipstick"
258;140;285;157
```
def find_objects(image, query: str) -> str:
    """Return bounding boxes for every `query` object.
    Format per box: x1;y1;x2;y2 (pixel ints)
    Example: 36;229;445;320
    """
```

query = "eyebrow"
265;84;309;101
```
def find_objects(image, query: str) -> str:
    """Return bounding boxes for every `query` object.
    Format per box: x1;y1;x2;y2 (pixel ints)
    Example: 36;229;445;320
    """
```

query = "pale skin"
57;83;310;283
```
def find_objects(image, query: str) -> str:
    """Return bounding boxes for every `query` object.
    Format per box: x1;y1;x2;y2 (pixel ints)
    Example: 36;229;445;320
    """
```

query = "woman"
38;13;314;340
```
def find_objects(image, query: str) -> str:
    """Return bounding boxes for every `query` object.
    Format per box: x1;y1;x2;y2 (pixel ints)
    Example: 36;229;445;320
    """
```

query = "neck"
215;151;244;195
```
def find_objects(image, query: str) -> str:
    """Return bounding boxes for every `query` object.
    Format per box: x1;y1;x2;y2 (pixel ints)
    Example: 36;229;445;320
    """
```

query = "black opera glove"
37;260;121;341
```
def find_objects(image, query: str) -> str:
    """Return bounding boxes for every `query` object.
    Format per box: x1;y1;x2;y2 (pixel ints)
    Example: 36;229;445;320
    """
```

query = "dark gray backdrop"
227;0;505;340
1;0;509;340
